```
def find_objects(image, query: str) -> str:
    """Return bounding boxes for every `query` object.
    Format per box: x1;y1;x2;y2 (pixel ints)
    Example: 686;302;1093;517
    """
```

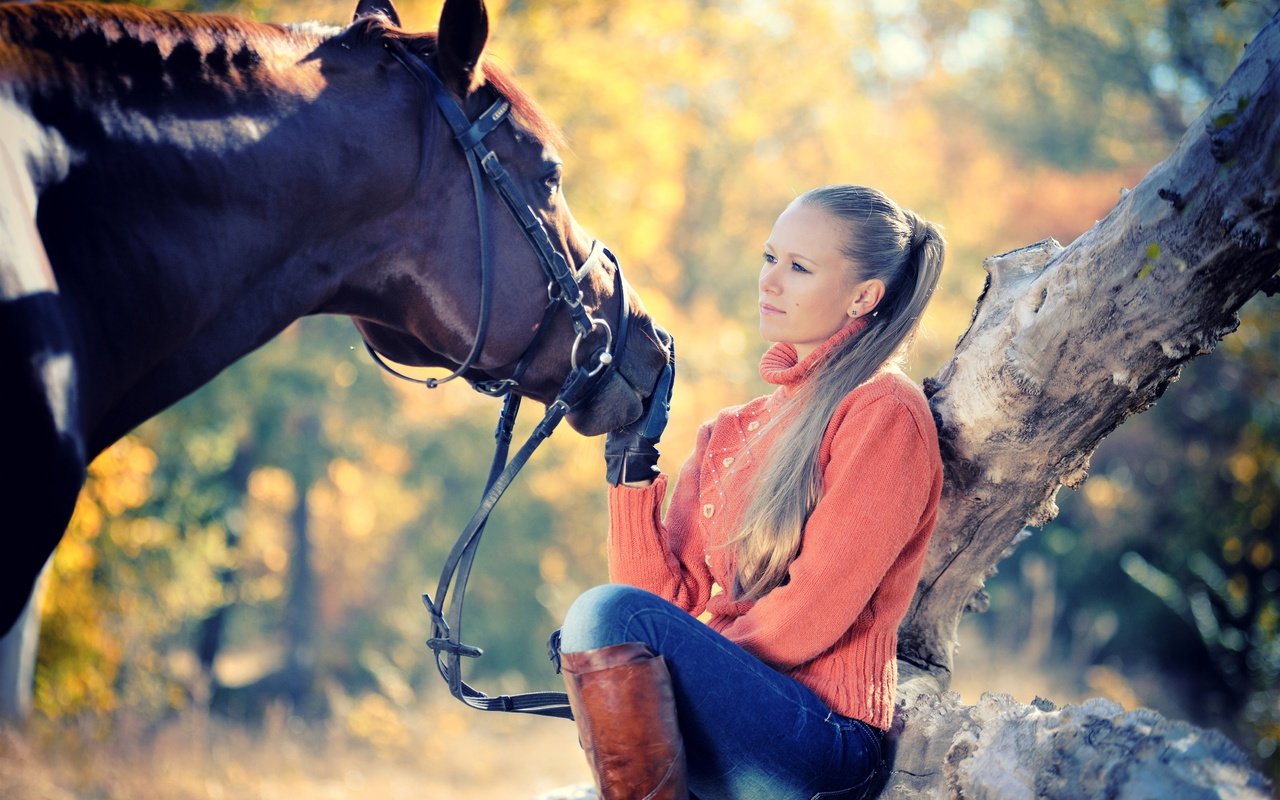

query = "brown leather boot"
560;642;689;800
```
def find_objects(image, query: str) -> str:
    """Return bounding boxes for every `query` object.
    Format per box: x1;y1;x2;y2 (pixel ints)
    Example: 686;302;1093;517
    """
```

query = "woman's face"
758;202;864;359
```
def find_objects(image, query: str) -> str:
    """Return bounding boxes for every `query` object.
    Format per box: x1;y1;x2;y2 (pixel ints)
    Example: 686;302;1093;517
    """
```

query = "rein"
364;37;635;719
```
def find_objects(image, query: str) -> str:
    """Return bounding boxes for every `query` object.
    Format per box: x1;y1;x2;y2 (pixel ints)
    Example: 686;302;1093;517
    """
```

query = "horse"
0;0;670;637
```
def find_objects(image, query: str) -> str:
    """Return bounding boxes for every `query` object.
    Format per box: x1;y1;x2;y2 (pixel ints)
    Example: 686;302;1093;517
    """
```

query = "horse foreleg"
0;560;49;720
0;128;86;636
0;314;85;638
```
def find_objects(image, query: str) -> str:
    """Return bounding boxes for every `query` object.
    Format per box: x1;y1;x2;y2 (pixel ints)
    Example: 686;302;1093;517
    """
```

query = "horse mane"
0;3;565;149
0;2;331;108
380;27;567;152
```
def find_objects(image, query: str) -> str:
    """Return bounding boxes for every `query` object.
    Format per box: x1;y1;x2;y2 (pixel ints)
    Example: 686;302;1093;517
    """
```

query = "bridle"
366;43;627;401
362;37;636;720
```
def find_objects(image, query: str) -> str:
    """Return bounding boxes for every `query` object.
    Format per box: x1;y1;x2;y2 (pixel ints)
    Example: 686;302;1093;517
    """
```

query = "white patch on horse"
90;105;281;153
39;352;76;438
284;21;344;40
0;98;75;301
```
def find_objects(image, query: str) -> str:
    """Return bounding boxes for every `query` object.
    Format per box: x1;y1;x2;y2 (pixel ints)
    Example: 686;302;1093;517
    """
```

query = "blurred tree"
917;0;1279;170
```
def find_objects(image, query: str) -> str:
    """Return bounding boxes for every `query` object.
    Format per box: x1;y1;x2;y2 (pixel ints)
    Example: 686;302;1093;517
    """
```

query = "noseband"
363;37;637;720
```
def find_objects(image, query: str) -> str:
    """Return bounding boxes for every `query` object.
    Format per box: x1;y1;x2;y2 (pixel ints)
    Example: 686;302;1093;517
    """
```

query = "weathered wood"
884;688;1272;799
903;11;1280;683
879;673;1275;799
883;9;1279;796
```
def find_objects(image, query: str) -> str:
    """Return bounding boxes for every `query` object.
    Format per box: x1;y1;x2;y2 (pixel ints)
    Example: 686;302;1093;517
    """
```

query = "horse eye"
542;165;563;192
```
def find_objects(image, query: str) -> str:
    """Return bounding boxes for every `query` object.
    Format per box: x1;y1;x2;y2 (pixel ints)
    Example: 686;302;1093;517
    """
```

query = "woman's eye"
791;262;810;274
762;253;777;265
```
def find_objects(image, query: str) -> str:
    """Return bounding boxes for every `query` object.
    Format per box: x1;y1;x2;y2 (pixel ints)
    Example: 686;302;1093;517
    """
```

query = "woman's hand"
605;336;675;486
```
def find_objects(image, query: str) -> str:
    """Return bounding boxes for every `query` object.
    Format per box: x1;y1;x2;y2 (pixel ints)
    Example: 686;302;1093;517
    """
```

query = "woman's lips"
760;302;785;316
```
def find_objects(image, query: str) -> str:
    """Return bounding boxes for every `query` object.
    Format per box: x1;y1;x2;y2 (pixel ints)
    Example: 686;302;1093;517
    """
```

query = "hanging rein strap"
420;266;629;720
374;39;636;719
421;260;629;720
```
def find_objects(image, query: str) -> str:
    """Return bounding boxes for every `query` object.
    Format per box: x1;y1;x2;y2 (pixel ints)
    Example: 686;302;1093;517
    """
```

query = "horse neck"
2;4;420;451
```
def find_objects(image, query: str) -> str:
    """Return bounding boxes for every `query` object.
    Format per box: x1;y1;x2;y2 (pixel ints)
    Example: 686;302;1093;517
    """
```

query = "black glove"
605;334;675;485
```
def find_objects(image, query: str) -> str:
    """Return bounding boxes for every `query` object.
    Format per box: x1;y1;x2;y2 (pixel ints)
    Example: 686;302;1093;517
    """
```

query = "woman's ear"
847;279;886;317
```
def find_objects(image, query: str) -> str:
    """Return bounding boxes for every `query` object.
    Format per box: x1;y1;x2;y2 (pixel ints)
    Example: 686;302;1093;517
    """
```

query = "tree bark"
194;436;256;702
282;413;322;717
536;11;1279;800
883;11;1280;797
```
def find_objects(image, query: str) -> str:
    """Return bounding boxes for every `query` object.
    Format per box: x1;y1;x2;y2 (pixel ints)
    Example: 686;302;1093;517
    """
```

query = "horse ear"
437;0;489;95
352;0;400;27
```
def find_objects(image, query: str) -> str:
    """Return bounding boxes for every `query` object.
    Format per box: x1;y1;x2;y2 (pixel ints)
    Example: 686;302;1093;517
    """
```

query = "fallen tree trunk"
883;688;1270;798
885;8;1279;796
536;10;1279;800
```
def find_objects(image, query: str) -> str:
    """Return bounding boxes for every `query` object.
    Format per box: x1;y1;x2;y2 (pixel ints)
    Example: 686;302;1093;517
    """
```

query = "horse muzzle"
565;322;672;437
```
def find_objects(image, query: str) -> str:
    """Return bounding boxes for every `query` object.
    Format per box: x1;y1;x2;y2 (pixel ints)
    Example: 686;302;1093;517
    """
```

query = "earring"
848;308;858;318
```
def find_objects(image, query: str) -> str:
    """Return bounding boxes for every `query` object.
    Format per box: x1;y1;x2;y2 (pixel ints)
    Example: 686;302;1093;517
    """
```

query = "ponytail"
728;186;945;602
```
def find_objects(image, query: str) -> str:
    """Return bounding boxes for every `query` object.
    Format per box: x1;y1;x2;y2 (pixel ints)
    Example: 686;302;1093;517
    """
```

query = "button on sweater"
607;319;943;730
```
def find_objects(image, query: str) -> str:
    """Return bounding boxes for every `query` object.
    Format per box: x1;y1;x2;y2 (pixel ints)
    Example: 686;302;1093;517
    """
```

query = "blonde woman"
558;185;946;800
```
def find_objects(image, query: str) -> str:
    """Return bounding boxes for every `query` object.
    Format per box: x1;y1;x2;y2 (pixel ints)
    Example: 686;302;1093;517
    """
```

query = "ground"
0;627;1116;800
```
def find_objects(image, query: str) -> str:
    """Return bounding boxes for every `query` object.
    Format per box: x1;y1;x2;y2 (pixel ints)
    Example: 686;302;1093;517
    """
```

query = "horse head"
0;0;670;633
340;0;670;436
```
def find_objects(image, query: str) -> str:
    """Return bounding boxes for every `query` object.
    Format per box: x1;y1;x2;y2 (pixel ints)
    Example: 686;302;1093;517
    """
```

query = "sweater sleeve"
607;422;715;614
718;392;938;670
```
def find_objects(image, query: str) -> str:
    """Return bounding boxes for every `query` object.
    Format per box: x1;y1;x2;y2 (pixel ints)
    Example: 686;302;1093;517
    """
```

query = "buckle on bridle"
472;378;518;397
426;637;484;659
421;594;483;659
479;150;505;180
546;279;585;309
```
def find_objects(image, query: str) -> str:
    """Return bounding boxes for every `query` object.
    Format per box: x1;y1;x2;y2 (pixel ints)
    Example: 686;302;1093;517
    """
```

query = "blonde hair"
729;185;946;602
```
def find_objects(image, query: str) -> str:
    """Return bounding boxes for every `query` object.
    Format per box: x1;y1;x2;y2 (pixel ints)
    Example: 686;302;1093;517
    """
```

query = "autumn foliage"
9;0;1277;793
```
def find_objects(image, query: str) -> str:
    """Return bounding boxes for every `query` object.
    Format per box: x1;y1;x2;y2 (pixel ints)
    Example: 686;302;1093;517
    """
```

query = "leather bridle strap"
380;40;602;381
368;38;640;719
423;389;580;718
421;261;631;720
362;239;612;397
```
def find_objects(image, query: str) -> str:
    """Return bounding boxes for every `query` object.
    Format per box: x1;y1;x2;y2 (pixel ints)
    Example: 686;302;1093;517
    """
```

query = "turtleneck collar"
759;316;870;388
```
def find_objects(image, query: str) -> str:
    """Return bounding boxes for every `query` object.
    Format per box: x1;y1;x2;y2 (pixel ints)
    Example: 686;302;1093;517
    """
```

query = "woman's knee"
560;584;665;653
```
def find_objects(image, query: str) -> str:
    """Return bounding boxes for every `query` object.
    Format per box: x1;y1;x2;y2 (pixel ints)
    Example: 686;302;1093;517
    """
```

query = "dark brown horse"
0;0;669;635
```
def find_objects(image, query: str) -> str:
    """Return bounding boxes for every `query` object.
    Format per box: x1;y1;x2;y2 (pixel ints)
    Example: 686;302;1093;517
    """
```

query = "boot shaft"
561;642;689;800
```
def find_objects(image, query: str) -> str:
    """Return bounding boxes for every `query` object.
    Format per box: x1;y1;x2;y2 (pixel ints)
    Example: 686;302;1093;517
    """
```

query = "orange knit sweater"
607;320;943;730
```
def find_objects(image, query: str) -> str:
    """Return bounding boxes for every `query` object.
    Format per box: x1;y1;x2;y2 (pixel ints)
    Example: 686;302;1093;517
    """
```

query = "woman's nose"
759;265;780;295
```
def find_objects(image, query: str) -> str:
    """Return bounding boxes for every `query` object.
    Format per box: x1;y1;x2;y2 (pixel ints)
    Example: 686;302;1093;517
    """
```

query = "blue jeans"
559;584;883;800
